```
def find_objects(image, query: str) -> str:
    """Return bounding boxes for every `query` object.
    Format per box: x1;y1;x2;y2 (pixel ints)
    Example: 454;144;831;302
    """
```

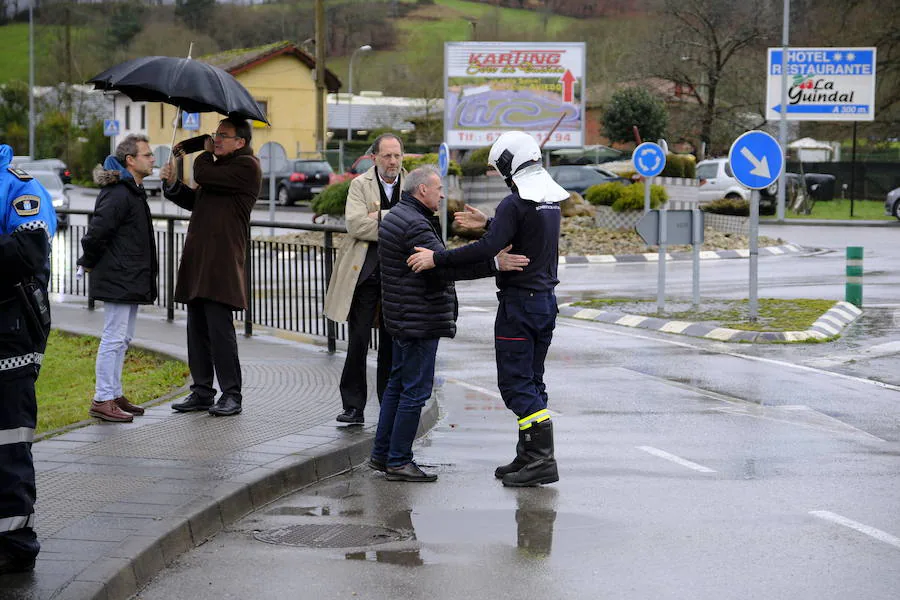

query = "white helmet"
488;131;568;203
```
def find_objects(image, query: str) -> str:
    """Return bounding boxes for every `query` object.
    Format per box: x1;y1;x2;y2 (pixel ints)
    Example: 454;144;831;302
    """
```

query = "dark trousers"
371;337;440;467
339;276;392;411
494;290;557;419
186;299;242;402
0;373;40;560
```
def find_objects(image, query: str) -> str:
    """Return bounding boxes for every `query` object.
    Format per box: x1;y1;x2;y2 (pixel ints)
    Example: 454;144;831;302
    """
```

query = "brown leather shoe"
89;400;133;423
114;395;145;415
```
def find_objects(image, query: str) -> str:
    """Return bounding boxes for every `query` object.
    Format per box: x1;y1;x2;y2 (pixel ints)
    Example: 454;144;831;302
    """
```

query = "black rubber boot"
494;429;529;479
501;420;559;487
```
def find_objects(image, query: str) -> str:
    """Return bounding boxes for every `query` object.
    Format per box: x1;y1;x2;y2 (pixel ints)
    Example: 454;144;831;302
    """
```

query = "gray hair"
403;165;441;195
115;134;150;164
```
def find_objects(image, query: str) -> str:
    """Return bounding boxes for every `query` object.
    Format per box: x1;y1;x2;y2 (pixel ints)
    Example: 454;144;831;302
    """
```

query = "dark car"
261;160;335;206
547;165;632;195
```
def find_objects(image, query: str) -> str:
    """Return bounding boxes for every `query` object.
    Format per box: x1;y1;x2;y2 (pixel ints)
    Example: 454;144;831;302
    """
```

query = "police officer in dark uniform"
407;131;568;488
0;143;55;574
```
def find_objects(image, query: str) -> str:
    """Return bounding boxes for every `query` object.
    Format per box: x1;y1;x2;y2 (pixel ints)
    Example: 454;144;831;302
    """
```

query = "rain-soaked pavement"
135;226;900;599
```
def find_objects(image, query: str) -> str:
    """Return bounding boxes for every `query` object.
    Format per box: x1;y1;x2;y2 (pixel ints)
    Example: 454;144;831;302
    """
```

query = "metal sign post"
635;210;703;314
728;131;784;322
438;142;450;243
632;142;667;311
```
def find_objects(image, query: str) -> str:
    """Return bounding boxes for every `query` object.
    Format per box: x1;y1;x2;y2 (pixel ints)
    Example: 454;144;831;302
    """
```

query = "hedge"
311;180;352;217
585;182;666;211
403;153;462;176
699;197;750;216
584;182;625;206
460;147;492;176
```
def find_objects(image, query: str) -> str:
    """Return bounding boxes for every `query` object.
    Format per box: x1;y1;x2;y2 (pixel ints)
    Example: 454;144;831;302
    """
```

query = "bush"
460;146;491;176
700;197;750;216
611;183;666;212
659;153;697;179
311;180;352;217
403;153;462;176
584;182;625;206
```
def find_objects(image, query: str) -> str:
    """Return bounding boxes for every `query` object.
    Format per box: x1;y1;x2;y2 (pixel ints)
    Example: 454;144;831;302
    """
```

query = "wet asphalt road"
134;227;900;600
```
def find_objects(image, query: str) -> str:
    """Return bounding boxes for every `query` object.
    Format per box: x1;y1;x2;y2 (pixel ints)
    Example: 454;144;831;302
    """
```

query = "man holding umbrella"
160;118;261;417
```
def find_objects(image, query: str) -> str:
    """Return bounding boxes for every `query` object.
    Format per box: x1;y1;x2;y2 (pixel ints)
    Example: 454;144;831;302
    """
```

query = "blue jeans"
372;337;440;468
94;302;138;402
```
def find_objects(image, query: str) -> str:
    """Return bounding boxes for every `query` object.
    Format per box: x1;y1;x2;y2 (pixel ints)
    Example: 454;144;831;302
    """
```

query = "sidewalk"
2;299;435;600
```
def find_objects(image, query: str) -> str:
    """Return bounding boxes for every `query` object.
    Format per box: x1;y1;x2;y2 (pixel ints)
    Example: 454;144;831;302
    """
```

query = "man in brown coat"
160;117;261;417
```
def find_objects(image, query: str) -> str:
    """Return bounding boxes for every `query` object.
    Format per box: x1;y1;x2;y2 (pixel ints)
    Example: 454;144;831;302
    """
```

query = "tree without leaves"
652;0;778;154
603;86;668;143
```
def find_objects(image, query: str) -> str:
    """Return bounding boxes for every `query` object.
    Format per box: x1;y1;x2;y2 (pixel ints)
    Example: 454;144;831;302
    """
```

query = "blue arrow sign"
438;142;450;178
632;142;666;177
103;119;119;137
728;131;784;190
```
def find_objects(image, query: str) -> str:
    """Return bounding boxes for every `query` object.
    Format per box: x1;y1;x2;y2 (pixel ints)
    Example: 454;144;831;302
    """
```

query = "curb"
52;397;440;600
558;243;807;265
559;300;863;343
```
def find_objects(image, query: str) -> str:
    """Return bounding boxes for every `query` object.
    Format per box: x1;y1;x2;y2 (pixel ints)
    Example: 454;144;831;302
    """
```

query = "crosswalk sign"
103;119;120;137
182;112;200;130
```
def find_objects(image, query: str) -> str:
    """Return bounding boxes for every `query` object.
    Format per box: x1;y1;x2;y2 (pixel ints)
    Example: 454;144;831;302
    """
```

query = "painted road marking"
810;511;900;550
637;446;716;473
562;320;900;393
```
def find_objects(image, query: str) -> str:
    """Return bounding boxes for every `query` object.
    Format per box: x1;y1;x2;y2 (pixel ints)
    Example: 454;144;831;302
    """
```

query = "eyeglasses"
212;132;240;140
129;152;154;159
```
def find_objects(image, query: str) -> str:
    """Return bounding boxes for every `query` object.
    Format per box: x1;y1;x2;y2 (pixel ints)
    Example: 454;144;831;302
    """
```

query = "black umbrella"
88;56;269;124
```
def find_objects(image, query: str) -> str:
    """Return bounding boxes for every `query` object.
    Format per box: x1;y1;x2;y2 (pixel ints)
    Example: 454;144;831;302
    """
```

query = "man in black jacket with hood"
372;166;528;482
78;134;158;423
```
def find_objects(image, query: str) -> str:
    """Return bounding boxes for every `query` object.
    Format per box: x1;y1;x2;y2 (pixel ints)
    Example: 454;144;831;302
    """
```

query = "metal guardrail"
51;208;348;352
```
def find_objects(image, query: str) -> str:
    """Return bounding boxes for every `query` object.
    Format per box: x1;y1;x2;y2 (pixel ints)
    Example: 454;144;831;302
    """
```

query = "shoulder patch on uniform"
7;166;33;181
13;194;41;216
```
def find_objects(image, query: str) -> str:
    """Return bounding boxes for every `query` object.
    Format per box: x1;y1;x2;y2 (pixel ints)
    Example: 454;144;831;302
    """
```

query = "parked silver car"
29;169;70;229
886;186;900;220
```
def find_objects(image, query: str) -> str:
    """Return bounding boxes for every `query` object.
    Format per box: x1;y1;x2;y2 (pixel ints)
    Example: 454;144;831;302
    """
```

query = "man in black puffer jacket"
78;134;158;423
371;166;528;482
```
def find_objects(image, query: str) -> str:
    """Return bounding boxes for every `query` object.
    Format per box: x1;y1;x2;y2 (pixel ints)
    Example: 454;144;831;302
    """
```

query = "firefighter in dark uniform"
0;143;55;574
407;131;568;487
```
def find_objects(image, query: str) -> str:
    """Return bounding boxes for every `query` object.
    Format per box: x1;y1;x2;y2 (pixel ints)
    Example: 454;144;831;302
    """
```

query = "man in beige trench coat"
323;134;405;424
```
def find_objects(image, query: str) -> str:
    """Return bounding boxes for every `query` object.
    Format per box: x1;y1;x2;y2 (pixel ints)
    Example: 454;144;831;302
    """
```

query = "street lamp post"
347;44;372;141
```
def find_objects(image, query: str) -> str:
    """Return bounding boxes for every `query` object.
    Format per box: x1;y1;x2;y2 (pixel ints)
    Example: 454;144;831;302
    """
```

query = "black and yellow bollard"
845;246;863;307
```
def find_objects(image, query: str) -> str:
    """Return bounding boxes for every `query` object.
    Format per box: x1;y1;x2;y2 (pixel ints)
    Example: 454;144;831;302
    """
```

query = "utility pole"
315;0;326;155
28;1;34;158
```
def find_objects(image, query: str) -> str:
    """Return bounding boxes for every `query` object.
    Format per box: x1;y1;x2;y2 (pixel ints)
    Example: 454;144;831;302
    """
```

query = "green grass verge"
778;198;892;220
34;330;189;435
572;297;837;333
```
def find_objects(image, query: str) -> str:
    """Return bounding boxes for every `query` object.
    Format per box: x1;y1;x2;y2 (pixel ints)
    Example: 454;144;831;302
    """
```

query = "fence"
51;209;351;353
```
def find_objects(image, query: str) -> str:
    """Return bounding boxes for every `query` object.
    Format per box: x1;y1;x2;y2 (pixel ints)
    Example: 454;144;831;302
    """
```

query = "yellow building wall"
146;54;320;160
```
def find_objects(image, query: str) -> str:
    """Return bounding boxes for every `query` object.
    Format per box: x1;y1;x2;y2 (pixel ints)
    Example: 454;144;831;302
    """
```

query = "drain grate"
254;524;405;548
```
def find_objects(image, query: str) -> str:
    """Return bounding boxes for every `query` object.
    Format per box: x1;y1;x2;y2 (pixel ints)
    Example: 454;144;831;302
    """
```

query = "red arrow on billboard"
559;70;576;103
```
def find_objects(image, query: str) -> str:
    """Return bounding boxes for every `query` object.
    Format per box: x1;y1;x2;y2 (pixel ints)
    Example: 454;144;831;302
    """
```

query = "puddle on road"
256;504;604;565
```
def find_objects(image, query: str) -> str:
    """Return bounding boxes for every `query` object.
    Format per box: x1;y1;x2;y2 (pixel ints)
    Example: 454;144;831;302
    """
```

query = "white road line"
637;446;716;473
809;511;900;550
561;320;900;393
445;378;502;399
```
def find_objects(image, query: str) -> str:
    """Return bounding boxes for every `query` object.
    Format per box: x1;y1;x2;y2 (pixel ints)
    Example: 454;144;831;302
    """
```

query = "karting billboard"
444;42;586;149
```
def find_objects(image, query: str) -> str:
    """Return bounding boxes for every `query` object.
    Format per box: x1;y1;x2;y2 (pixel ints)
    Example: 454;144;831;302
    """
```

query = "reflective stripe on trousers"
0;514;35;533
0;427;35;446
